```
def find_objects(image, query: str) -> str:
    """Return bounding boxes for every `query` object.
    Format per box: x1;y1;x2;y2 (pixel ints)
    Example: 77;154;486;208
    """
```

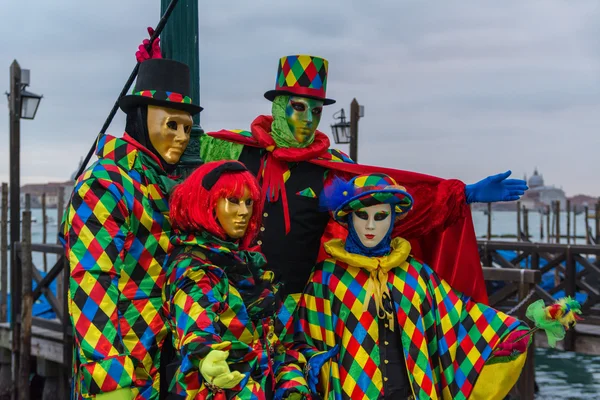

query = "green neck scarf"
270;95;315;149
137;151;178;196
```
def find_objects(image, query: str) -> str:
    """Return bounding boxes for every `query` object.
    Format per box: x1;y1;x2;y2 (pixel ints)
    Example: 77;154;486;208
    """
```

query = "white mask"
351;203;392;248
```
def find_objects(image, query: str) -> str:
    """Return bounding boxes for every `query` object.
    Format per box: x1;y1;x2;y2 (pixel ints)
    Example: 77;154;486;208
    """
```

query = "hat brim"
333;187;413;222
263;89;336;105
119;95;203;115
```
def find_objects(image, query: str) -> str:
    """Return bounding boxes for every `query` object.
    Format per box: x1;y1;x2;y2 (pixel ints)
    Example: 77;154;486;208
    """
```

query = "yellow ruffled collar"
323;237;412;331
324;237;411;272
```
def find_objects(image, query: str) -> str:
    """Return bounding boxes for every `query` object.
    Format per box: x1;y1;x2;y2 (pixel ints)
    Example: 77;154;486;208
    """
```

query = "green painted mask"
285;96;324;144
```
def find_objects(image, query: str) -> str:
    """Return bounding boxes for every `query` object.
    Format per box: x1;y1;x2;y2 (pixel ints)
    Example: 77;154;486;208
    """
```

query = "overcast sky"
1;0;599;196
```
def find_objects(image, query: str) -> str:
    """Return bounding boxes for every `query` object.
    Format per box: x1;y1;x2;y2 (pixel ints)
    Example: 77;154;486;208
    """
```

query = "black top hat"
119;59;203;115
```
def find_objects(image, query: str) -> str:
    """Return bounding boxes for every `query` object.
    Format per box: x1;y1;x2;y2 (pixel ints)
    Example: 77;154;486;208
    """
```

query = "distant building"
20;181;73;208
16;158;81;209
520;168;567;211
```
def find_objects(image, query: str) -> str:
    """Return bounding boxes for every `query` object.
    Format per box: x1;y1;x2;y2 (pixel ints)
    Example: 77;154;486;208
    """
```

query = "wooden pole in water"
0;183;7;322
573;204;577;245
554;201;560;287
24;194;30;212
523;207;529;242
566;199;571;244
550;202;555;243
487;203;492;240
546;205;551;243
556;201;561;244
516;201;521;241
595;200;600;244
42;193;47;273
56;187;65;304
18;210;32;400
540;211;544;243
585;205;590;244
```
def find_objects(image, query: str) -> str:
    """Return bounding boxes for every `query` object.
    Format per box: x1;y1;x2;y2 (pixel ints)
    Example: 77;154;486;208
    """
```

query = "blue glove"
465;170;528;204
306;345;339;397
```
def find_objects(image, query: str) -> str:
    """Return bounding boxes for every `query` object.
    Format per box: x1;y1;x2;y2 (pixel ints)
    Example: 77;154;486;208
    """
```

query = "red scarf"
248;116;330;233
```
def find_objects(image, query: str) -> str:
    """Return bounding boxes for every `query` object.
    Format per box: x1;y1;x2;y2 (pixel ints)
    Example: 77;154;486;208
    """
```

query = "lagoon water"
2;208;600;398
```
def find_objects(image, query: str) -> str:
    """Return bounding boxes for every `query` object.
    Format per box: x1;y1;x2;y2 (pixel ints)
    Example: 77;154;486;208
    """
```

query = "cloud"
0;0;598;197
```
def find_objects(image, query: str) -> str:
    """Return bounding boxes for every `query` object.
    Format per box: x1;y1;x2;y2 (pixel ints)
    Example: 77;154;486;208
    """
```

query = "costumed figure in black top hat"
61;45;202;400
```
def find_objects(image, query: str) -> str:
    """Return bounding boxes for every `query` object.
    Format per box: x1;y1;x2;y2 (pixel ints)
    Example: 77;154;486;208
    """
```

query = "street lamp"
330;98;363;162
7;60;42;384
19;89;43;120
330;108;351;144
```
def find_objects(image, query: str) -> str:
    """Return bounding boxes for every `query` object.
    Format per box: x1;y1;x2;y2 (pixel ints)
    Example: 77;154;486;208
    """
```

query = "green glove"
200;349;245;390
95;388;132;400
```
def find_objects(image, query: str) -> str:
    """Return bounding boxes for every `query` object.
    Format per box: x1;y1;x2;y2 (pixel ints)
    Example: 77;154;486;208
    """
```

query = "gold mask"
146;105;193;164
216;187;254;239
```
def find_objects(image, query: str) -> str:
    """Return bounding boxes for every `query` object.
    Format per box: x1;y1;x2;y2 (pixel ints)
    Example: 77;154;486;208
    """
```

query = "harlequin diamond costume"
60;58;202;400
198;54;528;305
163;161;310;400
289;173;531;400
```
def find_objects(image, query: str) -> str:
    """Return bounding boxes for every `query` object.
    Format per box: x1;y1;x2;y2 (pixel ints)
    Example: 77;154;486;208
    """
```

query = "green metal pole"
161;0;203;177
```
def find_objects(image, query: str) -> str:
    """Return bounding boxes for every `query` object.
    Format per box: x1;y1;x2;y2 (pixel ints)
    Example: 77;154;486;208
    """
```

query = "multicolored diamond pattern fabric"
275;55;329;97
296;187;317;198
335;173;413;220
164;232;309;399
291;242;526;400
316;149;354;164
61;134;176;400
133;90;192;104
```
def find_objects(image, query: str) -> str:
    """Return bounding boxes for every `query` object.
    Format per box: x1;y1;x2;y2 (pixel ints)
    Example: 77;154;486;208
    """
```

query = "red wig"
169;160;263;249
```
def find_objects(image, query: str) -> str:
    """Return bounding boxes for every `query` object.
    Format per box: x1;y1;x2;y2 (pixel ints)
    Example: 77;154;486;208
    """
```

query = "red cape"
208;116;487;304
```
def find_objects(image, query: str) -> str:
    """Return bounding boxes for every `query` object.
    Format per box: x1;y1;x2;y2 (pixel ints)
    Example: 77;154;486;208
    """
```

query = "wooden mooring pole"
585;205;590;244
566;199;571;244
555;201;561;244
56;187;65;304
564;246;576;351
523;207;530;244
516;201;521;241
0;183;9;397
573;204;577;245
539;211;544;242
18;210;32;400
42;192;47;273
487;203;492;240
595;200;600;243
1;183;7;322
546;205;551;244
554;201;561;287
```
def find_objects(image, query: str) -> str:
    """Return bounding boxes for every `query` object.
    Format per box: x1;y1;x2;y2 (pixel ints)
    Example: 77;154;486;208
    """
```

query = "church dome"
528;168;544;188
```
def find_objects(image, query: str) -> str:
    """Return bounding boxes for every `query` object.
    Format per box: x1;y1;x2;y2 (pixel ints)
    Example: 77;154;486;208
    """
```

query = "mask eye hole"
227;197;240;204
312;107;323;116
291;102;306;112
355;211;368;220
374;212;390;221
166;121;177;130
184;125;192;134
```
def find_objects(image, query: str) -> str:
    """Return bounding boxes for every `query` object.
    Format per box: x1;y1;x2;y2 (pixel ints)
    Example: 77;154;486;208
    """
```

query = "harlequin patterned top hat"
324;173;414;223
119;59;203;115
264;55;336;105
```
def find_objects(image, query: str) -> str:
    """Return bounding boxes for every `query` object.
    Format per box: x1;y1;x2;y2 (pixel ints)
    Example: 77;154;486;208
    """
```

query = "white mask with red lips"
350;204;393;249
